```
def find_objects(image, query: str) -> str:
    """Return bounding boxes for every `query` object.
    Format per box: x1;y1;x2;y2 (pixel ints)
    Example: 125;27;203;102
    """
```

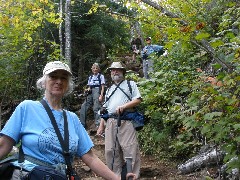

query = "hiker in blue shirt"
79;63;105;130
141;37;164;79
0;61;136;180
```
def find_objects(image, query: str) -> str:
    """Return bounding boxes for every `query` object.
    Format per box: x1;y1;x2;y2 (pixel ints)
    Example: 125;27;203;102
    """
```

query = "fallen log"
221;157;239;180
178;148;225;174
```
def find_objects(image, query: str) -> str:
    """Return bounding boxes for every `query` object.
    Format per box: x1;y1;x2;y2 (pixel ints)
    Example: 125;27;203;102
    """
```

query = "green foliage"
137;46;200;159
129;0;240;170
0;0;61;107
182;71;240;155
71;0;130;79
138;123;174;159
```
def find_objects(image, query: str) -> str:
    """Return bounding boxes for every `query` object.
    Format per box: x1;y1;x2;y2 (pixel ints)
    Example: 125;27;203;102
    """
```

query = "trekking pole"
111;114;121;171
84;92;88;129
117;113;121;127
125;157;133;180
83;89;92;129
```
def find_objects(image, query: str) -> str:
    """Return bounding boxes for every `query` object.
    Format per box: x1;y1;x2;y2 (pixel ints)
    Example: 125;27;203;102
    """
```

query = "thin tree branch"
141;0;188;26
141;0;233;71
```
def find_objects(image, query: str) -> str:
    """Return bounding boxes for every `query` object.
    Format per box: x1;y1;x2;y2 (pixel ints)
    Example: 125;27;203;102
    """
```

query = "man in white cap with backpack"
97;61;142;179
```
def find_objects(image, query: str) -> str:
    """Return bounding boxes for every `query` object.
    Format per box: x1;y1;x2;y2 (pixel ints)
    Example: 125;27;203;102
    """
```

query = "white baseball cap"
43;61;72;75
146;37;151;41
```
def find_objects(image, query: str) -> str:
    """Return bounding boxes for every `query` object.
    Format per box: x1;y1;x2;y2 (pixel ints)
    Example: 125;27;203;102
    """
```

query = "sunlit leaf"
195;32;210;40
203;112;222;120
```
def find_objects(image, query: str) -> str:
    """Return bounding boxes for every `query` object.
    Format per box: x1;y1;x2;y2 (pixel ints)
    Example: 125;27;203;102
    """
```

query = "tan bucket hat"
107;61;126;73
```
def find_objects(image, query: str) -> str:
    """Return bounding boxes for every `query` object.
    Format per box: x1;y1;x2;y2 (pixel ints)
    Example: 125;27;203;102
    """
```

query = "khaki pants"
105;118;141;178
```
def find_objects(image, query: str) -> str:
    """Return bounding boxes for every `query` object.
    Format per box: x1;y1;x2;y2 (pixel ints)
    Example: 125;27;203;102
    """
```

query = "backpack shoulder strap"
118;80;132;101
102;80;124;105
90;74;101;84
127;80;132;95
89;75;93;83
98;73;101;85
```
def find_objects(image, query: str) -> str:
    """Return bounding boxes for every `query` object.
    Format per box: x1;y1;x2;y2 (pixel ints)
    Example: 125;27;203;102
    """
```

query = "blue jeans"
142;59;153;79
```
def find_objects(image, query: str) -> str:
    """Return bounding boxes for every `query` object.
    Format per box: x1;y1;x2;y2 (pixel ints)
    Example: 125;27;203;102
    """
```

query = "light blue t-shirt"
141;44;163;58
0;99;93;170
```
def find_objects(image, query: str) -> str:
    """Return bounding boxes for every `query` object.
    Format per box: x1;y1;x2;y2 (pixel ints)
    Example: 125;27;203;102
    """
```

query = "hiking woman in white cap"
0;61;136;180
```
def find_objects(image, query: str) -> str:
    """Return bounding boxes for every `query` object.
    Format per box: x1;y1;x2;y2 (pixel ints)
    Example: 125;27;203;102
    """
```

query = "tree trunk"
78;49;84;83
59;0;63;60
65;0;71;67
0;104;2;130
100;43;106;61
221;157;240;179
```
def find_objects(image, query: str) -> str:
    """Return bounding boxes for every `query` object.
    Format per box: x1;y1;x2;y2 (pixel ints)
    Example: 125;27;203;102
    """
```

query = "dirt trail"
73;128;208;180
73;60;220;179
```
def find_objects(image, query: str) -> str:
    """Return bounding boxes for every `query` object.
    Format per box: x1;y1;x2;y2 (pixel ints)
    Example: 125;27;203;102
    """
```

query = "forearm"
90;158;119;179
99;118;105;128
0;135;15;159
123;98;141;109
100;84;105;96
96;119;105;136
82;150;119;180
99;85;105;101
116;98;141;114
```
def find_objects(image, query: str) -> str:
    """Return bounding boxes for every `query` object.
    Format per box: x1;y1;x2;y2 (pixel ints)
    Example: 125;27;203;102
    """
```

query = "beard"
111;74;124;82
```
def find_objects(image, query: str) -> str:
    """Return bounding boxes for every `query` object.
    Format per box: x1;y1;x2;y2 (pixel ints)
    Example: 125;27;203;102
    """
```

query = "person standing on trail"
140;37;164;79
131;35;143;63
0;61;136;180
97;61;142;179
79;63;105;130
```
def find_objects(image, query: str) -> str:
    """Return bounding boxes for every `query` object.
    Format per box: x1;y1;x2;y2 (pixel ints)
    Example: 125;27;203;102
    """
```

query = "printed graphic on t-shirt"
38;127;77;162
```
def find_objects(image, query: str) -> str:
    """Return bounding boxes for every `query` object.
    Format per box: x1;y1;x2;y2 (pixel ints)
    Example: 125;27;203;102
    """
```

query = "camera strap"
102;80;124;106
118;86;131;101
40;99;78;179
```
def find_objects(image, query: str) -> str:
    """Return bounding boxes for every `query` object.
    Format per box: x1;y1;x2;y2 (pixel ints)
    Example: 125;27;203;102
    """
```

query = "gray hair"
36;74;74;96
92;63;100;69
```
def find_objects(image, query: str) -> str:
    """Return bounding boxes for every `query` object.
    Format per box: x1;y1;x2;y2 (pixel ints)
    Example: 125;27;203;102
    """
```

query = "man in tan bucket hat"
106;61;126;73
97;61;142;178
